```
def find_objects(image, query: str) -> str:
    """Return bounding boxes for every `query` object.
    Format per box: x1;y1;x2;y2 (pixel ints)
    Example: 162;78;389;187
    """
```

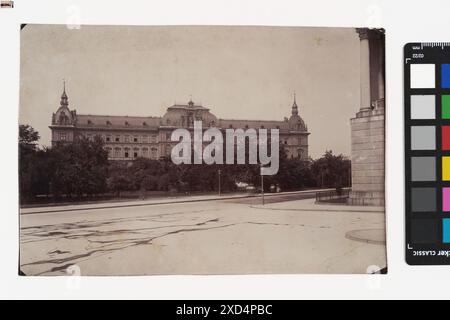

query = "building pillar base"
347;191;385;206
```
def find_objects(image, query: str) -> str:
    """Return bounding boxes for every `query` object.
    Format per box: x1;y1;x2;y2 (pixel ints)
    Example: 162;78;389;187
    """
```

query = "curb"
20;194;257;215
250;206;384;213
345;229;386;245
20;189;334;215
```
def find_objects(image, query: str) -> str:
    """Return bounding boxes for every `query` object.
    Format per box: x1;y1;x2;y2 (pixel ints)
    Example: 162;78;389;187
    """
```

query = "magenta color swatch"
444;188;450;212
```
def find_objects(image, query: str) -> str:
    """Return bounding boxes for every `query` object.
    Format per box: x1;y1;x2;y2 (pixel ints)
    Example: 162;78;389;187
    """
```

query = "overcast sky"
19;25;361;159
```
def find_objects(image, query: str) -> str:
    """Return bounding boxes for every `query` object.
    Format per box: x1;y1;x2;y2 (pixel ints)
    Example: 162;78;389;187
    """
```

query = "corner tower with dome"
50;86;310;161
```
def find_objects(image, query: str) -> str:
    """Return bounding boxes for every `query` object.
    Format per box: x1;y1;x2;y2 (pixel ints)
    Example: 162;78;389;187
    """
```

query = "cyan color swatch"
443;219;450;243
442;64;450;88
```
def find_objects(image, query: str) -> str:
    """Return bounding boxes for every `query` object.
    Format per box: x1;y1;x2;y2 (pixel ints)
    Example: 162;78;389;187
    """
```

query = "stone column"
377;39;385;101
348;28;385;207
356;28;371;111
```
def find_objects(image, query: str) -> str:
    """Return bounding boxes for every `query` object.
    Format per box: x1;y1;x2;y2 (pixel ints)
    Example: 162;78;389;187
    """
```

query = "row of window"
106;146;304;160
57;132;160;143
57;131;306;146
84;133;166;143
87;120;152;127
106;147;160;159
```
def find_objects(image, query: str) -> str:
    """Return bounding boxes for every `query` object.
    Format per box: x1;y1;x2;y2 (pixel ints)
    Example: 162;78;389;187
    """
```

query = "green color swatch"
443;95;450;119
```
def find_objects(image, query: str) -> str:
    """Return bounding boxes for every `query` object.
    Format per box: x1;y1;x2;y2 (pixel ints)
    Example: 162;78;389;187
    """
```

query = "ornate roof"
52;93;308;133
167;101;209;111
218;119;289;130
75;115;162;128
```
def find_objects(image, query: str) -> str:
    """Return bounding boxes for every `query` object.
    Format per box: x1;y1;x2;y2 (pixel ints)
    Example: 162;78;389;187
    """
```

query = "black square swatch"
411;219;439;244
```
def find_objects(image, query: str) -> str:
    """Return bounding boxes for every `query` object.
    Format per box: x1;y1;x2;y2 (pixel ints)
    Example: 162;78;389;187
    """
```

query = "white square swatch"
410;64;435;88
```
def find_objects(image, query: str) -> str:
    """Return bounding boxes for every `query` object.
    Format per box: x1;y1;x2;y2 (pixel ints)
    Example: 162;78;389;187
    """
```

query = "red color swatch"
443;126;450;150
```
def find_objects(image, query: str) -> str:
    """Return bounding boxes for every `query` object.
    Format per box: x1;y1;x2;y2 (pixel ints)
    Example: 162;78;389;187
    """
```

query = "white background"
0;0;448;299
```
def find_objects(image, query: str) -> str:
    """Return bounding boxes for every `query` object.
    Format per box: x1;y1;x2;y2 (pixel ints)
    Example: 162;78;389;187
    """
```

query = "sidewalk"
20;188;338;215
252;198;384;213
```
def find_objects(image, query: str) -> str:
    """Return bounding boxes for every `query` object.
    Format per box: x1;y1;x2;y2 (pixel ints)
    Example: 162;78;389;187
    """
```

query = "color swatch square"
411;219;438;244
410;64;435;88
411;157;436;181
411;187;436;212
443;188;450;212
410;95;435;119
443;157;450;181
443;95;450;119
443;126;450;150
411;126;435;150
443;219;450;243
442;64;450;88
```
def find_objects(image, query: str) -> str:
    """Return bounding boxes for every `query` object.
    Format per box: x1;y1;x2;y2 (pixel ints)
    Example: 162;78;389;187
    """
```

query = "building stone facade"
50;86;309;161
348;28;385;206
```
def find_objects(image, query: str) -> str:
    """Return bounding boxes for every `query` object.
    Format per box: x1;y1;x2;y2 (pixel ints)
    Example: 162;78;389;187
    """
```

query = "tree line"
19;124;351;204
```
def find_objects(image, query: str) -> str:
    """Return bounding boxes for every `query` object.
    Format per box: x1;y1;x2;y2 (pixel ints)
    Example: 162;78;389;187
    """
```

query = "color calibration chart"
405;43;450;265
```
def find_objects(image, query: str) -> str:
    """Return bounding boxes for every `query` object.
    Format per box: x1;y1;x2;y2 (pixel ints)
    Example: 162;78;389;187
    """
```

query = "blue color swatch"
443;219;450;243
442;64;450;88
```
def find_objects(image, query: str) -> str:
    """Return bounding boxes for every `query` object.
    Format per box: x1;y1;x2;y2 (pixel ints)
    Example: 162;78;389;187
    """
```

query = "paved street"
20;193;386;275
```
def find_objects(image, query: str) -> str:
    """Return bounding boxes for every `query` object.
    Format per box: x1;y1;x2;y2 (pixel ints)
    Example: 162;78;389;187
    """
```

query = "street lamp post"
348;166;352;187
218;169;221;197
260;165;265;206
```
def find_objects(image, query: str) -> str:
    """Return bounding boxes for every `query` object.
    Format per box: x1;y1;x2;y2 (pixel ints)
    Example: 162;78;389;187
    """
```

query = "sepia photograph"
18;25;386;275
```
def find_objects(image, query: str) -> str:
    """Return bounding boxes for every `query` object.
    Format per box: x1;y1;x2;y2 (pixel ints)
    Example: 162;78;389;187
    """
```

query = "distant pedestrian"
140;185;146;200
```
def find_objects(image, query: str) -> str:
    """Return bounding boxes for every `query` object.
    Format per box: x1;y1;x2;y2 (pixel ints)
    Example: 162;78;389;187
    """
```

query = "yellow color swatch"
443;157;450;181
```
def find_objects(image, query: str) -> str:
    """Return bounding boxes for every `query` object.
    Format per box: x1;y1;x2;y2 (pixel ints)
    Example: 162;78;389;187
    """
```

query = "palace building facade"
50;86;309;161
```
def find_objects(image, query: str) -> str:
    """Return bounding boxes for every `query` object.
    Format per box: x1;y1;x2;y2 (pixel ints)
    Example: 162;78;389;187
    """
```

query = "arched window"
142;148;149;157
114;148;121;158
59;111;70;125
133;147;139;158
151;148;157;159
124;147;130;158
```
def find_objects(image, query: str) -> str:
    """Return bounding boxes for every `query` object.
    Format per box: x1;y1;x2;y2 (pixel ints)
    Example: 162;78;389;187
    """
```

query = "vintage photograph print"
19;25;386;275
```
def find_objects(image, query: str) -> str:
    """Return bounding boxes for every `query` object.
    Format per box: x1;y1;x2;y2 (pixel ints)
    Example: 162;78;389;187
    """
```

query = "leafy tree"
19;125;41;202
311;150;351;189
141;175;159;191
47;135;109;198
107;173;132;197
19;124;40;153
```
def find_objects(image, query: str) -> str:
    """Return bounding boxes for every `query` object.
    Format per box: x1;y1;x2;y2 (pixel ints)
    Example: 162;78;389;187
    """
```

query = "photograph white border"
0;0;448;299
